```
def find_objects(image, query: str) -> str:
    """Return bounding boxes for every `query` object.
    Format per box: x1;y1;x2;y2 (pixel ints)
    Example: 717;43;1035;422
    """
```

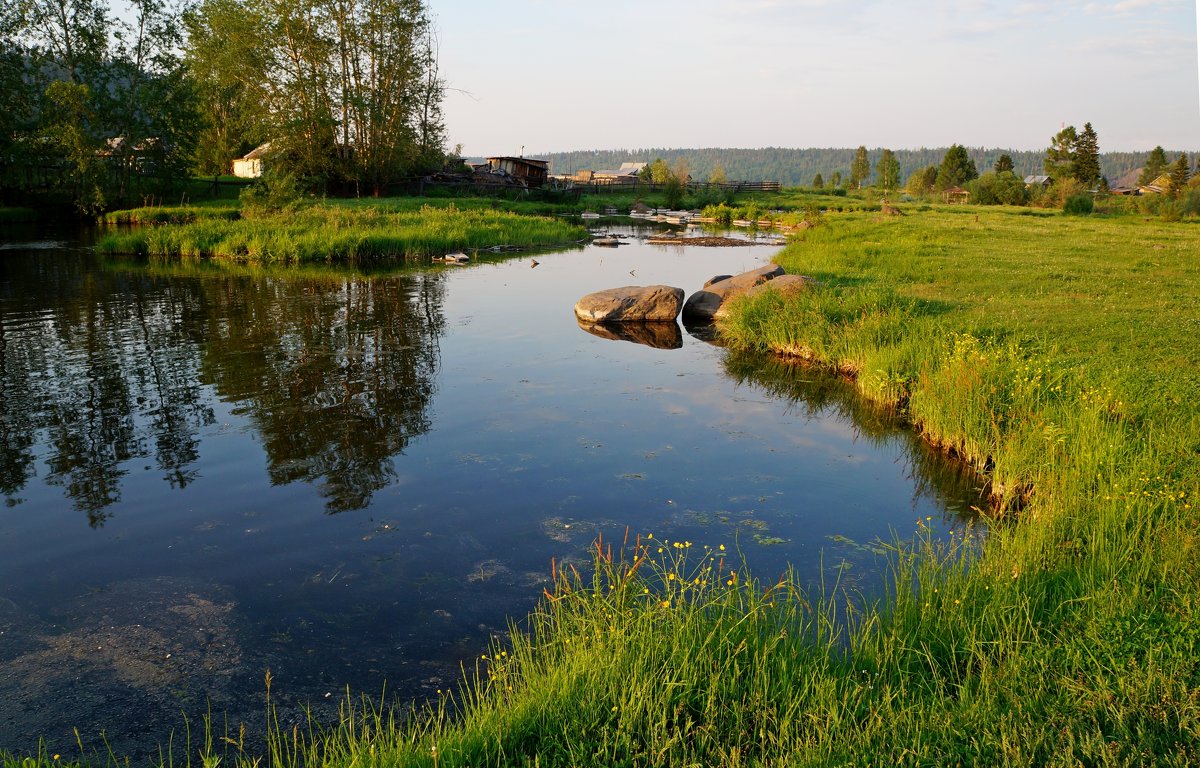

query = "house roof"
242;142;272;160
596;161;647;177
487;156;549;169
1024;175;1050;185
1112;168;1142;189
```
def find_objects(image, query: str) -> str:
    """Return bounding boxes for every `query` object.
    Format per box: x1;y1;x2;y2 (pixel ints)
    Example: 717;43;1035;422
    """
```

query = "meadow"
8;199;1200;766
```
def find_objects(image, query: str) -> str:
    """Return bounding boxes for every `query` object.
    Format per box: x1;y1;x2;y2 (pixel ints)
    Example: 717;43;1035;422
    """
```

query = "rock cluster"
574;265;814;347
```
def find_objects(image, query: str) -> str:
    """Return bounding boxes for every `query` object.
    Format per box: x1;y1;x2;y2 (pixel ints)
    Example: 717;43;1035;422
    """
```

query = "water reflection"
0;253;446;518
576;319;684;349
0;232;993;761
722;352;988;515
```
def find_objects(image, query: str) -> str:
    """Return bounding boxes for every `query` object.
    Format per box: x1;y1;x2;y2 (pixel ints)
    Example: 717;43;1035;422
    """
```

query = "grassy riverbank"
9;203;1199;766
169;204;1199;766
97;201;587;262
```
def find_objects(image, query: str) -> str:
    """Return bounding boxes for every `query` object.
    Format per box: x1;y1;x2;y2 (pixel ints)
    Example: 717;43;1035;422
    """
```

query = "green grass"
10;203;1200;766
96;201;588;262
339;204;1195;766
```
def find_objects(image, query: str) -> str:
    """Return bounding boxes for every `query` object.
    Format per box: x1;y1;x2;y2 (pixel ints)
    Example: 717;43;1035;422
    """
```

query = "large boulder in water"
682;264;786;320
574;285;685;323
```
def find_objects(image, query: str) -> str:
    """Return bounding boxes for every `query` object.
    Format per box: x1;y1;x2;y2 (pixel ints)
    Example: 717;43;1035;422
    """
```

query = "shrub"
240;171;305;220
1063;193;1094;215
969;172;1030;206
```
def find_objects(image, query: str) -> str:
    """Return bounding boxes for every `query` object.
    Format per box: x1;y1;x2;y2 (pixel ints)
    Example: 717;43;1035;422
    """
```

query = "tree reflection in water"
0;254;446;521
722;352;989;517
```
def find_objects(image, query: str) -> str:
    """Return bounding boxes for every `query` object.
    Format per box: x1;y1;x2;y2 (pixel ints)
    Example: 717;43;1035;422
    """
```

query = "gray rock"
682;264;785;320
744;273;817;299
574;285;685;323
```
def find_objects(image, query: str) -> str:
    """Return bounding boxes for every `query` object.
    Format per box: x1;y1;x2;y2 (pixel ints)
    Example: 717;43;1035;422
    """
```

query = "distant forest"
533;147;1193;188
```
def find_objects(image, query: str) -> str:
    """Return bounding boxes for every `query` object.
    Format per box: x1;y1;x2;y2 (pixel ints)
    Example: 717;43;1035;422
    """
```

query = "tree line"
538;144;1198;192
0;0;446;212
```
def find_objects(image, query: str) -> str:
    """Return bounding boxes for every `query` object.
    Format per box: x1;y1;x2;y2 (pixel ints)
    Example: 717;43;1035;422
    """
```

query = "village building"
233;143;271;178
1023;175;1051;189
942;186;970;204
485;156;549;187
594;162;647;185
1109;168;1142;196
1139;173;1173;196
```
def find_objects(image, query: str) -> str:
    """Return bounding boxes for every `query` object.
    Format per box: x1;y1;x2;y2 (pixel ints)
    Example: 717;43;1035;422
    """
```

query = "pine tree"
1168;154;1190;197
812;172;824;189
936;144;978;190
876;149;900;192
1072;123;1101;187
1044;125;1077;182
995;154;1014;174
830;170;843;188
849;145;870;189
1138;146;1168;186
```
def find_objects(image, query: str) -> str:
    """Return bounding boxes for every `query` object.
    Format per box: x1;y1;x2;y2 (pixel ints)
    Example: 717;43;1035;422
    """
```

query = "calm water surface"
0;223;983;758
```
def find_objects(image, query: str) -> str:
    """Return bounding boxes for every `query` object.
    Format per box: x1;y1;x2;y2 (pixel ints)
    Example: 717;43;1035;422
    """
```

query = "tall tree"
906;165;938;195
185;0;444;191
184;0;272;174
849;145;870;189
1072;122;1101;187
830;170;842;188
104;0;197;201
0;4;33;153
994;153;1014;174
936;144;977;189
1044;125;1077;182
1138;145;1169;186
876;148;900;192
811;172;824;189
1167;153;1190;197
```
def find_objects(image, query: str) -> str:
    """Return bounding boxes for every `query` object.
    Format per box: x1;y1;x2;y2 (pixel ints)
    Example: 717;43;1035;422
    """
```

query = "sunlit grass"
12;203;1200;766
97;202;588;263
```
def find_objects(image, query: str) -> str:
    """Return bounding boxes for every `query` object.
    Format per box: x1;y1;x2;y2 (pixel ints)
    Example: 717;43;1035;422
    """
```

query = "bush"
1063;193;1094;215
1181;188;1200;218
240;171;305;220
969;172;1029;206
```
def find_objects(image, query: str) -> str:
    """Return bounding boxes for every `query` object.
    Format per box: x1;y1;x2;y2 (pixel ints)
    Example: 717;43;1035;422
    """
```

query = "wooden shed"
233;143;272;178
486;156;549;188
942;186;970;204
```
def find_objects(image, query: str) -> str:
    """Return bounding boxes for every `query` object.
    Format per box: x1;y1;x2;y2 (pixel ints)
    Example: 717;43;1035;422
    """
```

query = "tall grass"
12;204;1200;766
97;203;587;263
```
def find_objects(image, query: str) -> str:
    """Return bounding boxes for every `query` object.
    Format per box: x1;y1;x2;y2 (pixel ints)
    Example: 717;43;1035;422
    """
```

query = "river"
0;222;983;760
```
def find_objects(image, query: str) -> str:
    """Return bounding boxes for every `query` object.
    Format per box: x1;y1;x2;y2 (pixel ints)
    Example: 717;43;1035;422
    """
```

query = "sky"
431;0;1200;157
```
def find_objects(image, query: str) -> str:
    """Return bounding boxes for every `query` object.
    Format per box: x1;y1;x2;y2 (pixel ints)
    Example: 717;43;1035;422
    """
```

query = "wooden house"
1139;173;1172;196
594;162;647;185
485;156;549;187
233;143;272;178
1109;168;1142;196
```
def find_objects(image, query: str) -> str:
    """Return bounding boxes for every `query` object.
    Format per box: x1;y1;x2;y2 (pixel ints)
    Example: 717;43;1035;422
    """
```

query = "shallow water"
0;223;983;759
